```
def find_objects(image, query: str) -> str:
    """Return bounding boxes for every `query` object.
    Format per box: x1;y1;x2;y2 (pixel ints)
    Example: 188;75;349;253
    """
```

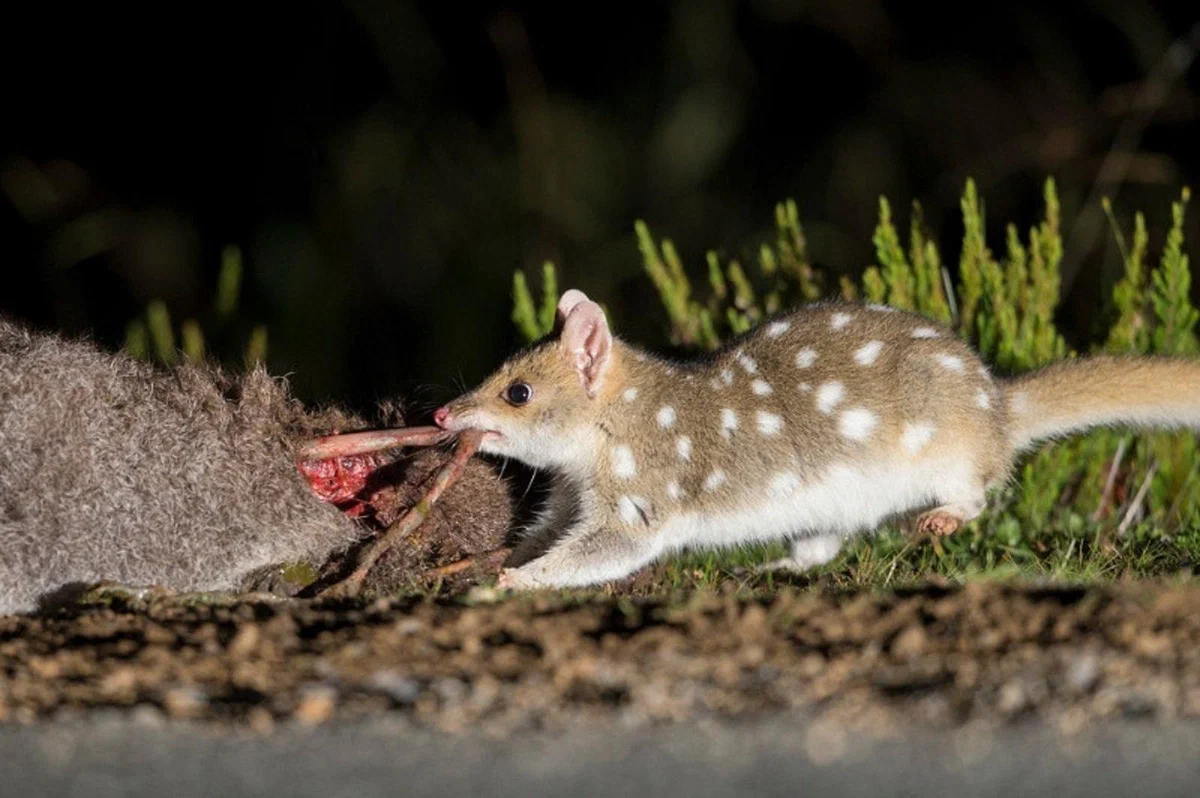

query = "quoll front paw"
496;567;540;591
496;569;516;590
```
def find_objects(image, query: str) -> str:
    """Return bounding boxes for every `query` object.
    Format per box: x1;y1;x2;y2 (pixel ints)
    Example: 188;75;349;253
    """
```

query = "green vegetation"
513;179;1200;585
124;245;269;367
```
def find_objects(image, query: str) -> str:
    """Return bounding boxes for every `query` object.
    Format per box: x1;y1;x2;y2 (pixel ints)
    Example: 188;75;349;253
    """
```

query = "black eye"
504;382;533;406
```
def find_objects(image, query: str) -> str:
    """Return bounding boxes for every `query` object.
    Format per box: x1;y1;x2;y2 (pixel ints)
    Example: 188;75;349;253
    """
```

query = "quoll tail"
1003;356;1200;451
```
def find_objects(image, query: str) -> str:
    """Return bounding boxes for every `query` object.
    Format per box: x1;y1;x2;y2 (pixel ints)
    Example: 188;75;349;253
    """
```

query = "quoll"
436;289;1200;589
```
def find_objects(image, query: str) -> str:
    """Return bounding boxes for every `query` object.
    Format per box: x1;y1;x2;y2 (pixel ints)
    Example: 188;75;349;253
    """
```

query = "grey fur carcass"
0;319;511;613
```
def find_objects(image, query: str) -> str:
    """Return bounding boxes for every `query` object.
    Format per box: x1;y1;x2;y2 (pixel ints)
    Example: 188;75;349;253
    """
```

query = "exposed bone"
296;426;450;460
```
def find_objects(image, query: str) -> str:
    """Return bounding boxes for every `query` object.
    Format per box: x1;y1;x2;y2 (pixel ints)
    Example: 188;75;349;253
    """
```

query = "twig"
297;426;450;460
1092;436;1130;522
319;429;484;598
425;548;513;579
1117;460;1159;538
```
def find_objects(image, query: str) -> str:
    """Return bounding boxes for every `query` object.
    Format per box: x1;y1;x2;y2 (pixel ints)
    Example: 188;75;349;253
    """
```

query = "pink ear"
555;289;590;326
557;293;612;397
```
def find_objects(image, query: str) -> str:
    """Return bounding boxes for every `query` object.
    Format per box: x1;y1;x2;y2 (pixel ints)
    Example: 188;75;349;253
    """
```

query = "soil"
3;581;1200;736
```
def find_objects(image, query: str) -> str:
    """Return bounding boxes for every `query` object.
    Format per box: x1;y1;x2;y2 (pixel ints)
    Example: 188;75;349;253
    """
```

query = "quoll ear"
555;289;590;326
556;290;612;398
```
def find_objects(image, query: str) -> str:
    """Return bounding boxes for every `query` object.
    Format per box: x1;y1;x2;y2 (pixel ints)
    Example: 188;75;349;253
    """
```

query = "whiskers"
398;382;456;424
518;464;539;504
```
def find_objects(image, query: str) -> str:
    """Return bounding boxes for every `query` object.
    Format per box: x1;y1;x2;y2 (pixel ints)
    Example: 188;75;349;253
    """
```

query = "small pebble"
161;685;208;718
367;670;422;705
294;685;338;726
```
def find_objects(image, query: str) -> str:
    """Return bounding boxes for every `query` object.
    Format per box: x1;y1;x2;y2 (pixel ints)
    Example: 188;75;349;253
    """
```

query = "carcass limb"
314;429;485;598
297;426;450;460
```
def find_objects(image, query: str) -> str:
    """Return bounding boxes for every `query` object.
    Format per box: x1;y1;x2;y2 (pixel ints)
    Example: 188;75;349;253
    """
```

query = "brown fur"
454;302;1008;511
1004;356;1200;450
354;448;512;593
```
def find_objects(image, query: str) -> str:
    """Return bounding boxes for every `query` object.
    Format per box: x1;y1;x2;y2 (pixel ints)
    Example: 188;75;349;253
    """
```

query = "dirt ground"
2;581;1200;738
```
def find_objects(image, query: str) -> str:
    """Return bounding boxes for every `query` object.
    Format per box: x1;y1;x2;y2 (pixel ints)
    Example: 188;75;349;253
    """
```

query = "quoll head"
434;289;616;469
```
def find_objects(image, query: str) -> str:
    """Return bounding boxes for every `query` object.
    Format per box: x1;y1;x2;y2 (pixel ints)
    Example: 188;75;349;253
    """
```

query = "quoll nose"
433;406;450;429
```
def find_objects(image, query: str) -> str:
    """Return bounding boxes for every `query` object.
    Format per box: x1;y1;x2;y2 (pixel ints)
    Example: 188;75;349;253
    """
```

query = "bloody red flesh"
297;454;386;517
294;426;497;597
296;425;450;519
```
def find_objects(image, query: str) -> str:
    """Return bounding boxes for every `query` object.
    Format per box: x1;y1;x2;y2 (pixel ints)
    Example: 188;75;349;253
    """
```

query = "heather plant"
511;180;1200;583
124;245;269;367
511;260;560;343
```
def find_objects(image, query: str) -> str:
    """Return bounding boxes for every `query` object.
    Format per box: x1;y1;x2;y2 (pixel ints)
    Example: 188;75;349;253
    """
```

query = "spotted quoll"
435;289;1200;589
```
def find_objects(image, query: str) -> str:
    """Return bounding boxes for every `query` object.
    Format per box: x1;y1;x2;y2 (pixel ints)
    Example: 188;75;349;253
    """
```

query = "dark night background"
2;1;1198;417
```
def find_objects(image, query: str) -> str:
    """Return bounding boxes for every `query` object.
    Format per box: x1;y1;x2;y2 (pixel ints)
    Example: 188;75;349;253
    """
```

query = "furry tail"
1003;356;1200;451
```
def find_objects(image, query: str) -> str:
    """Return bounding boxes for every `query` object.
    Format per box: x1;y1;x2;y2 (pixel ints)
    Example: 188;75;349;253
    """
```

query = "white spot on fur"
622;387;639;402
656;406;677;429
766;321;791;337
756;411;784;436
769;471;801;497
676;435;692;462
703;469;727;492
721;369;734;385
709;378;724;390
911;327;940;339
854;340;883;366
667;481;684;500
736;351;759;375
633;353;647;362
935;353;965;373
977;366;991;380
869;303;897;313
839;408;878;441
612;445;637;479
1010;391;1030;414
900;422;935;453
795;348;817;368
830;312;854;330
798;382;812;392
751;379;773;396
665;367;676;376
617;495;648;525
816;381;845;414
976;389;992;410
720;408;738;439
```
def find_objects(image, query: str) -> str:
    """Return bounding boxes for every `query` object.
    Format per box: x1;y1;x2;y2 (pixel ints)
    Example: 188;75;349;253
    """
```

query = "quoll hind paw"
915;510;964;537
